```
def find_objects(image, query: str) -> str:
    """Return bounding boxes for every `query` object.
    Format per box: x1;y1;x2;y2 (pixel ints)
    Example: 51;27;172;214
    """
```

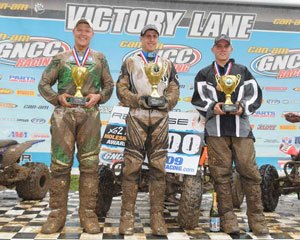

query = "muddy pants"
207;136;266;234
42;106;101;234
119;108;168;235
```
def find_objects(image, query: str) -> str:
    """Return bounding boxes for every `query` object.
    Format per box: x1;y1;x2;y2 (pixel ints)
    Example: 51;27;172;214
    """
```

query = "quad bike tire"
177;170;203;229
16;162;50;200
96;165;114;218
259;164;280;212
231;170;245;209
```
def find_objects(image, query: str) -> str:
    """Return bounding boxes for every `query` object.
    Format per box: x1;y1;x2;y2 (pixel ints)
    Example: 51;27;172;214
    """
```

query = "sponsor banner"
100;106;204;175
0;0;300;170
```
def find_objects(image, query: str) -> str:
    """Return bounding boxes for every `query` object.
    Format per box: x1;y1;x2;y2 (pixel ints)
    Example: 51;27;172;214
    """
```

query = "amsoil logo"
251;49;300;78
0;37;70;67
122;45;201;73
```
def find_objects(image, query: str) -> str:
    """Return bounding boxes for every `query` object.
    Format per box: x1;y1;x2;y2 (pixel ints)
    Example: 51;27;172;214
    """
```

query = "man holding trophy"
116;24;179;236
191;34;268;237
38;18;114;234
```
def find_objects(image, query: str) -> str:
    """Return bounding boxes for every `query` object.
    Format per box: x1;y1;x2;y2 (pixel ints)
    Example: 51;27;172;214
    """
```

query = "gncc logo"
122;45;201;73
251;49;300;78
0;37;71;67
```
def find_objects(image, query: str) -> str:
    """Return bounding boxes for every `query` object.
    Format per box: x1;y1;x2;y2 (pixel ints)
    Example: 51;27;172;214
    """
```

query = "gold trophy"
144;62;166;107
68;66;89;105
215;74;241;112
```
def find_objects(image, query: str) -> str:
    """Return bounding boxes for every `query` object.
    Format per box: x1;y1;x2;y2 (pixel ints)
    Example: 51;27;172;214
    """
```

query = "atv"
96;146;244;230
259;142;300;212
0;139;50;200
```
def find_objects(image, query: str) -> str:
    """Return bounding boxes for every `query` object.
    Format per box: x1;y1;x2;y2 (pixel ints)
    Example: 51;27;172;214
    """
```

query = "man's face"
73;23;94;49
212;39;233;62
140;30;159;52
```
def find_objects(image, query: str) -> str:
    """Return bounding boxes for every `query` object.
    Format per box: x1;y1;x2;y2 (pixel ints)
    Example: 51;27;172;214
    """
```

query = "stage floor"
0;190;299;239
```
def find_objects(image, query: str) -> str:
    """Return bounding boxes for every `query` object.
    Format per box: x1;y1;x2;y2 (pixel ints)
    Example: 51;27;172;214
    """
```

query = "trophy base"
222;104;239;112
67;97;88;106
147;96;166;108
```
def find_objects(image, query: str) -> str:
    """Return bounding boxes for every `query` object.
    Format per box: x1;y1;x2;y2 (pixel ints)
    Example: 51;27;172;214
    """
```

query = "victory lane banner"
99;106;204;175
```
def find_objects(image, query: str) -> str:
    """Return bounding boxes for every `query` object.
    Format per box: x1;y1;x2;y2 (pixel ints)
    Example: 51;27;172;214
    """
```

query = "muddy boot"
149;180;168;236
79;172;100;234
119;181;138;235
41;173;70;234
215;183;240;236
243;183;269;236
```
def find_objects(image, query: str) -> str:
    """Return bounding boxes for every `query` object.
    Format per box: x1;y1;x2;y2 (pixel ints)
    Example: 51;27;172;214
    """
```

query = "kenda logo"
251;49;300;78
0;37;71;67
122;45;201;73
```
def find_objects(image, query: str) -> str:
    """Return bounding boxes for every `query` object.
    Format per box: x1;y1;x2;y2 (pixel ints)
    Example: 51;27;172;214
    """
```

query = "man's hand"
85;93;101;108
57;93;73;107
139;96;151;109
213;102;226;115
229;105;243;115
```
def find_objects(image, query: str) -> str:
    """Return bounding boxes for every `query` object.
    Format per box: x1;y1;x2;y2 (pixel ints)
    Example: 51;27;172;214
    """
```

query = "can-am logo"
0;37;71;68
122;45;201;73
251;49;300;78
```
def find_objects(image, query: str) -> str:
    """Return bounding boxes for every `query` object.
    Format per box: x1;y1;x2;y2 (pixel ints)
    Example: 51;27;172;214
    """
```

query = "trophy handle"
215;74;223;92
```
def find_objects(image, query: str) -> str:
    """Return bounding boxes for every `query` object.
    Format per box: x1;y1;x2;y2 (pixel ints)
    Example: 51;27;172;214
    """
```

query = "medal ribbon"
72;47;90;66
140;51;159;64
214;61;232;76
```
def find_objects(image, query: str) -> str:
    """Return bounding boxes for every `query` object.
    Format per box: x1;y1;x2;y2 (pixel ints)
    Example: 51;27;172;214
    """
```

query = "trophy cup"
215;74;241;112
144;62;166;107
68;66;89;105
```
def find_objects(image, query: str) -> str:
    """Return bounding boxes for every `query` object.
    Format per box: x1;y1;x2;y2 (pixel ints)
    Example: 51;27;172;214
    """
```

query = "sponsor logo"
17;118;29;123
0;74;2;80
279;125;298;130
66;4;255;39
16;90;35;96
122;45;201;73
257;124;277;130
294;137;300;144
0;88;13;94
282;137;292;145
9;75;35;83
8;131;29;138
0;3;29;10
264;139;279;143
251;49;300;78
293;87;300;92
34;3;45;14
0;102;17;108
282;99;300;104
179;84;186;89
0;37;71;67
31;133;50;139
100;152;123;161
31;118;46;124
263;86;288;92
266;99;280;105
23;104;50;109
252;111;276;118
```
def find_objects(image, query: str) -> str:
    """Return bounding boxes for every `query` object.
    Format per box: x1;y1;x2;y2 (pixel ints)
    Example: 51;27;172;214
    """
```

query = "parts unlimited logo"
0;36;70;67
122;45;201;73
251;49;300;78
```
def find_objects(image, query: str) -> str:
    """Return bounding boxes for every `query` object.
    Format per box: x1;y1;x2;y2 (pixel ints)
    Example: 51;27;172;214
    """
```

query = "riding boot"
243;183;269;236
79;172;100;234
149;180;168;236
119;181;138;235
215;183;240;235
41;173;70;234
